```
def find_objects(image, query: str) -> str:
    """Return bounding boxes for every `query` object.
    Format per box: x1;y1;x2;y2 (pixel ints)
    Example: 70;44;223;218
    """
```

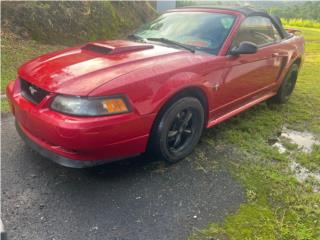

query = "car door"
214;16;285;115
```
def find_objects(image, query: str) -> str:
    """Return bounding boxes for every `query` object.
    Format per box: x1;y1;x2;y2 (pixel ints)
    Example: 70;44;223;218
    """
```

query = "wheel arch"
293;57;302;69
155;86;209;127
289;58;301;81
146;86;209;156
279;56;301;86
147;86;209;149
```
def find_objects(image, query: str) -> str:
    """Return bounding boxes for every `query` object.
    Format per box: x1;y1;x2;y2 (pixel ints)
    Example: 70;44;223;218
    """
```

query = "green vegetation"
269;1;320;21
281;19;320;29
177;1;320;23
190;27;320;240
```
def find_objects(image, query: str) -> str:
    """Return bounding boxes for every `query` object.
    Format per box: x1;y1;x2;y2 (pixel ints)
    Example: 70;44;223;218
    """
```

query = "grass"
0;31;65;111
190;27;320;240
281;18;320;29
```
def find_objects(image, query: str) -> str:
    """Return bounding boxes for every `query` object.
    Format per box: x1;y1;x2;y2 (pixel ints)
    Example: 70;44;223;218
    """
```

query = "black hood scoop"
82;41;154;55
82;44;113;54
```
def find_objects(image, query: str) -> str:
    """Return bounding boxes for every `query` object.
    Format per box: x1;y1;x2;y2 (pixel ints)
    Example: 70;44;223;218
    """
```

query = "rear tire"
268;63;299;104
149;97;204;164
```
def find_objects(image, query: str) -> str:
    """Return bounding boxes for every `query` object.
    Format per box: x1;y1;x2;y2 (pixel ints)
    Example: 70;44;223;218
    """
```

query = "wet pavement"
1;115;244;240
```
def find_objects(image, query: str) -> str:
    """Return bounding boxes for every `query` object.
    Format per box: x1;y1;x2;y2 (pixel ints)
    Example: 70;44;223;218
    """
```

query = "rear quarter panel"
277;35;304;86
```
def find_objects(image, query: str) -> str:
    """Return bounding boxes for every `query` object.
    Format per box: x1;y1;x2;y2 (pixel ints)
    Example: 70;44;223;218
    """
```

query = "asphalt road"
1;114;244;240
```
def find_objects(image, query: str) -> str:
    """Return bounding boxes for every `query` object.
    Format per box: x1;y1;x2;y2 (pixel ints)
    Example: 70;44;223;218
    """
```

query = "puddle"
272;142;286;154
280;128;320;153
271;127;320;154
289;161;320;182
270;127;320;191
290;161;320;192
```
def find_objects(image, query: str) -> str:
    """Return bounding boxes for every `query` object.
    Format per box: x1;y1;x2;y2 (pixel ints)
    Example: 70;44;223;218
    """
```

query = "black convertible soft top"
183;6;290;38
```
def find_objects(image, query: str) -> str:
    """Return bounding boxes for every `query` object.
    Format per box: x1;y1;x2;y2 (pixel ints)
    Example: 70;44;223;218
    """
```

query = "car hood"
18;40;189;96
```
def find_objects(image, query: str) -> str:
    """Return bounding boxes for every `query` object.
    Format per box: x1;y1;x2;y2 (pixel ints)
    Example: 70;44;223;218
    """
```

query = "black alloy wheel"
150;97;204;163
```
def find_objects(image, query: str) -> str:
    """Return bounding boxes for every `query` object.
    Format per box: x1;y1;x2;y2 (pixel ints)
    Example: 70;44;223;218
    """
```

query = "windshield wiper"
127;34;147;43
147;37;195;53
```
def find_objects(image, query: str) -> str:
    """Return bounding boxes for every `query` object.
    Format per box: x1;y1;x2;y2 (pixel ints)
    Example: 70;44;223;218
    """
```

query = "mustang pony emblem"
29;86;37;95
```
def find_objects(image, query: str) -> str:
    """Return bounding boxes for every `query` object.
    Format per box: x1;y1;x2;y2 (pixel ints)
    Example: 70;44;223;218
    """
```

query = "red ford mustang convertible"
6;6;304;168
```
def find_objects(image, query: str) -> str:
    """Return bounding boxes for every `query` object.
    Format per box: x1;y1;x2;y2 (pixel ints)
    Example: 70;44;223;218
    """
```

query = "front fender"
151;71;212;113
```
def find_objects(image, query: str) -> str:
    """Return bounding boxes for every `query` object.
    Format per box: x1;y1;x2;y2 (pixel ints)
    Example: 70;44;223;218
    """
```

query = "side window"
231;16;282;48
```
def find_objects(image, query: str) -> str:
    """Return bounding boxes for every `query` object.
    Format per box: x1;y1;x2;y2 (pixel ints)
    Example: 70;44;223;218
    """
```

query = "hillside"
1;1;157;45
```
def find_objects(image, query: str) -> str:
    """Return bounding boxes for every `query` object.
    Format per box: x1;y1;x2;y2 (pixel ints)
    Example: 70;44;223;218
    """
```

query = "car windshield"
134;11;236;55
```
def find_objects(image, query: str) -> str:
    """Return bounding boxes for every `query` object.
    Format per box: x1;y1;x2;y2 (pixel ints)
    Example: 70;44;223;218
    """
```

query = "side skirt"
207;92;276;128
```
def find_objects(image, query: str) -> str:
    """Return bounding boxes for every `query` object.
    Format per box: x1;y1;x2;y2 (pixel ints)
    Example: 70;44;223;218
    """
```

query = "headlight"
51;95;130;116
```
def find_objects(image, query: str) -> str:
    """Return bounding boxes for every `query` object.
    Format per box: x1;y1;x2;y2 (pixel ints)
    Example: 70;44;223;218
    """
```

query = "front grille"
20;79;48;104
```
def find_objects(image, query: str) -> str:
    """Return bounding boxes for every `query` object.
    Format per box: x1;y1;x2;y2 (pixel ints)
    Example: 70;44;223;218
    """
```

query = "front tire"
149;97;205;163
268;63;299;104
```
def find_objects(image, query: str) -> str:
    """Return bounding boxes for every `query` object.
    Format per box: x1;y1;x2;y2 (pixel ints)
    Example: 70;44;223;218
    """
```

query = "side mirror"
230;41;258;56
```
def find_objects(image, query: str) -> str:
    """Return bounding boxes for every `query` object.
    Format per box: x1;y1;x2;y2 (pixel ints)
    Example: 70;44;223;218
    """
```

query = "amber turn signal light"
103;98;129;114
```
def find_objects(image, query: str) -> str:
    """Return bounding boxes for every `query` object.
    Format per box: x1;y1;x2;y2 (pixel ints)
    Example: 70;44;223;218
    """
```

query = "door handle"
272;52;288;57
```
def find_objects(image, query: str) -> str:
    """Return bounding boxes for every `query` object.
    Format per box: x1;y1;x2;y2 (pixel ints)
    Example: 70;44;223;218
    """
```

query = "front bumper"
16;121;112;168
6;80;155;168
